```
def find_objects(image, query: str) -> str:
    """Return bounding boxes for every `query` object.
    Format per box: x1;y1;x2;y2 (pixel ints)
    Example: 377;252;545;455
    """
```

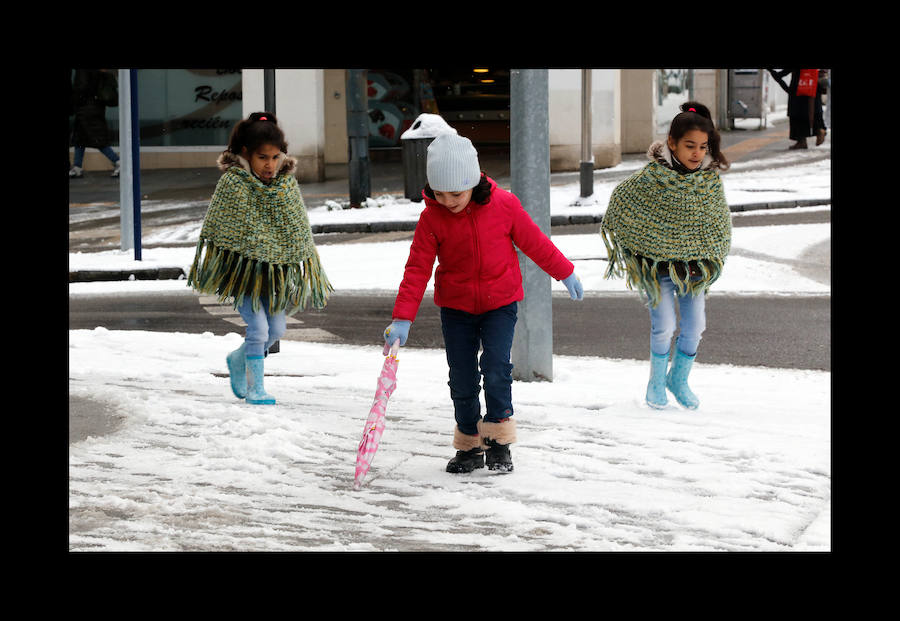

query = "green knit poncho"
600;161;731;307
187;165;332;315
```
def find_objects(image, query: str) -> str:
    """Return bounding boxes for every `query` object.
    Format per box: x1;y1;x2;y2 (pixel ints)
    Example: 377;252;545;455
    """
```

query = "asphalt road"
68;206;831;372
68;287;830;371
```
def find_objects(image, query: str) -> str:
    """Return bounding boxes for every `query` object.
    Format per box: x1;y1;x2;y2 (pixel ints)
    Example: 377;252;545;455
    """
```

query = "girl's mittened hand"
383;320;411;354
562;273;584;300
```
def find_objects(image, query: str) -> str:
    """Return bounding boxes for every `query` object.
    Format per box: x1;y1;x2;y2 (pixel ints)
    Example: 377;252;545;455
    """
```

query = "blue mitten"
383;320;411;355
562;272;584;300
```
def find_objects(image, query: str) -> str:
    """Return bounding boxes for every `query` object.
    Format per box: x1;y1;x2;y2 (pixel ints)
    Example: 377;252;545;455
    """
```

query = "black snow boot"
446;448;485;473
484;438;513;472
481;419;516;473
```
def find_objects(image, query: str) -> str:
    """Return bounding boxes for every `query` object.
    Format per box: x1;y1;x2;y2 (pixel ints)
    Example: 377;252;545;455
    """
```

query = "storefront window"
79;69;243;147
364;68;511;148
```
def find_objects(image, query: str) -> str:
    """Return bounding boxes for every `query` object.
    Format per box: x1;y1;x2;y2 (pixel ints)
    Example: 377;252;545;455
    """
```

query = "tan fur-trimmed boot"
480;418;516;473
446;426;485;473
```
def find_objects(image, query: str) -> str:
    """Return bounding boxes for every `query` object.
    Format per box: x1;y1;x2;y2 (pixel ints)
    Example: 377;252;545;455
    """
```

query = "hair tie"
259;116;268;121
688;107;696;112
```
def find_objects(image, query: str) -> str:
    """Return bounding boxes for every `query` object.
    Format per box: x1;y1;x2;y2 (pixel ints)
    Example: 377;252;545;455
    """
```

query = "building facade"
70;68;734;181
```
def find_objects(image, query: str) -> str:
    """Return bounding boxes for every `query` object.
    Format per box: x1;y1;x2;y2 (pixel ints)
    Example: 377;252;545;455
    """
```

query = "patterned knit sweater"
187;151;332;314
600;141;731;307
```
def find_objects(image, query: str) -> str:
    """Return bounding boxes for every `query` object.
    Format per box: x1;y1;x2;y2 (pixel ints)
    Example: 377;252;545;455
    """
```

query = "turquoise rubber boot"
666;349;700;410
646;350;669;409
246;355;276;405
226;343;247;399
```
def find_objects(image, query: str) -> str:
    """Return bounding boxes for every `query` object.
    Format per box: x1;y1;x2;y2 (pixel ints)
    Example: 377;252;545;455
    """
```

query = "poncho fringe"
187;241;331;314
600;161;731;308
187;164;332;315
600;230;725;307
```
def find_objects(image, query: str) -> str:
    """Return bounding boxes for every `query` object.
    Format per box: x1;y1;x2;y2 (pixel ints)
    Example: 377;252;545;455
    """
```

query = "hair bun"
251;111;277;124
681;102;711;120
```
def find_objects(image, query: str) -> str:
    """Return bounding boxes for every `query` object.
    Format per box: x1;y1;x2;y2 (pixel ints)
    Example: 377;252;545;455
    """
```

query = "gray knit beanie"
426;133;481;192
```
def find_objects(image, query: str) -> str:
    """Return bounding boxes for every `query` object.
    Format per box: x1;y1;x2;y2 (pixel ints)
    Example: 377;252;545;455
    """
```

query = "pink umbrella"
353;341;400;490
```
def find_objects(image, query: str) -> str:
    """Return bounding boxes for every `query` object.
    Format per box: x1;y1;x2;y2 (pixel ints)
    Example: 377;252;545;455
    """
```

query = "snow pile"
68;209;831;297
69;330;830;551
399;113;458;140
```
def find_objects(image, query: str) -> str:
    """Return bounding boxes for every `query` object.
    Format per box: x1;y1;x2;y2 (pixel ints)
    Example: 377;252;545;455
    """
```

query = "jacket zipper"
468;206;481;315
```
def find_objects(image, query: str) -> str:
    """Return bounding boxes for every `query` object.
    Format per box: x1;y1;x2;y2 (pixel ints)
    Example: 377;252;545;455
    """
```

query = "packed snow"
69;329;829;552
399;113;458;140
69;152;831;552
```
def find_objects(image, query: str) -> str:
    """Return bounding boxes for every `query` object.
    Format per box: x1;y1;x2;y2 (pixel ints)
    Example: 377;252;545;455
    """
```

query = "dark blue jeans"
440;302;517;435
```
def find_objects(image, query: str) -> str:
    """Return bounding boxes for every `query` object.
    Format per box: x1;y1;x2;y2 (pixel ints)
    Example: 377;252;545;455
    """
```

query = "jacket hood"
647;140;724;172
216;149;297;177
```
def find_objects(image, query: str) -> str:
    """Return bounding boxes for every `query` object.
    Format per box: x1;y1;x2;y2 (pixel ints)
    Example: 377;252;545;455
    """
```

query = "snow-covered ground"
69;329;830;552
69;151;831;296
68;204;831;298
68;152;831;552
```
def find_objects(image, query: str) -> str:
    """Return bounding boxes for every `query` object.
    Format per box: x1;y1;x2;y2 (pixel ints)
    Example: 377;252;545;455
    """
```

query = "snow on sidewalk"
69;151;831;551
69;210;832;297
69;329;830;552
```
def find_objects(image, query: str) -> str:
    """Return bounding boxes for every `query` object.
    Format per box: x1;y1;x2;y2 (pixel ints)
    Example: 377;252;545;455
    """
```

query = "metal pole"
264;68;278;354
130;69;141;261
580;68;593;198
264;69;276;114
118;69;133;253
345;69;370;208
719;69;731;130
509;69;553;382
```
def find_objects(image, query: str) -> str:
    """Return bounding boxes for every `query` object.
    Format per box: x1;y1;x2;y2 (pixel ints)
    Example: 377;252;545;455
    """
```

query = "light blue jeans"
73;145;119;167
647;276;706;357
237;297;287;358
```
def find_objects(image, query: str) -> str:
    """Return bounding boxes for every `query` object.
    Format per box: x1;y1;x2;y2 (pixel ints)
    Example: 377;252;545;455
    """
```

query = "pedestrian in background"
384;132;584;474
601;102;732;411
69;69;121;178
187;112;332;405
767;68;827;149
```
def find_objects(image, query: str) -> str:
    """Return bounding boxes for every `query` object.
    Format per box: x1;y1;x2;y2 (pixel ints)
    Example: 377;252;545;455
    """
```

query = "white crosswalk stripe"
197;295;340;342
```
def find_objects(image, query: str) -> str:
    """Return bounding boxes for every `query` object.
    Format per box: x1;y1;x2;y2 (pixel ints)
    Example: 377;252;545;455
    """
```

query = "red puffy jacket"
392;176;575;321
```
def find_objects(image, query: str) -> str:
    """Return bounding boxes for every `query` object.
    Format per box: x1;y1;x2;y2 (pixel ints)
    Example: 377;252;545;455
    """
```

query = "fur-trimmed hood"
216;149;297;177
647;140;726;172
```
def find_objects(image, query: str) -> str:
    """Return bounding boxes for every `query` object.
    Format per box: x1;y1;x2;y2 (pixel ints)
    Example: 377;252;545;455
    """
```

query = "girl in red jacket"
383;132;584;474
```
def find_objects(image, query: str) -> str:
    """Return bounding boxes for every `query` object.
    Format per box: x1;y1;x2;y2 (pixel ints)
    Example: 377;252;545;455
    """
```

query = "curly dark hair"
423;173;492;204
225;111;288;157
668;101;729;170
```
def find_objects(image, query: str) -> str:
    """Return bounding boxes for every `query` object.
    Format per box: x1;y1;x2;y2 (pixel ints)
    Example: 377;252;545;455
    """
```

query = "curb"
69;267;187;283
727;197;830;213
68;198;831;283
311;197;831;232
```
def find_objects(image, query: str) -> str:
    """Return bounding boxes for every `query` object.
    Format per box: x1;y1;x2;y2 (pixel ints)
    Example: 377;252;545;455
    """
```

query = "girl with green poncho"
600;102;731;410
188;112;332;405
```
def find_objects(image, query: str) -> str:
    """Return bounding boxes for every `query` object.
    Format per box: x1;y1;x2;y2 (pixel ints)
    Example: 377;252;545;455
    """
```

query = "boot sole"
246;397;276;405
672;399;698;410
446;463;484;474
486;463;514;473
